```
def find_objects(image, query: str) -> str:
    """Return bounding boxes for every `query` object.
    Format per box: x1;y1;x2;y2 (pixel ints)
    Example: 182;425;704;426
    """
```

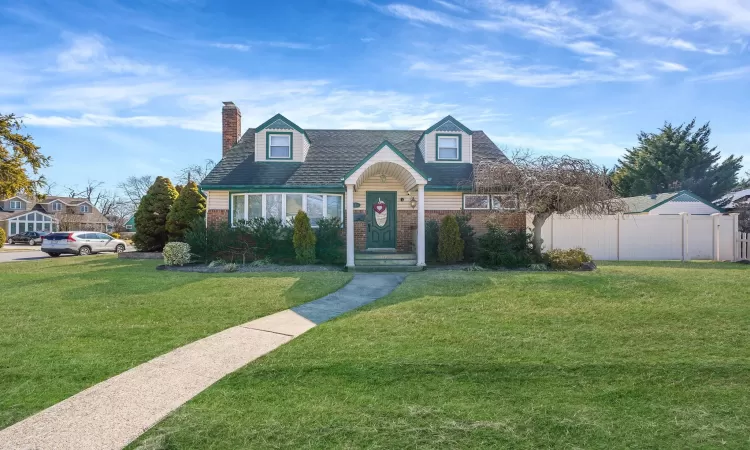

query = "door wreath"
373;200;387;226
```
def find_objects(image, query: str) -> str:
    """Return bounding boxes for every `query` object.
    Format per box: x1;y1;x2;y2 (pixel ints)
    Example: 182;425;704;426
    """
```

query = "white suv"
42;232;126;257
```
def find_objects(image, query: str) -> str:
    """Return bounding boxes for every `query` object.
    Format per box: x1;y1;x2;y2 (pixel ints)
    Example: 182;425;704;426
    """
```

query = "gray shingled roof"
202;128;508;189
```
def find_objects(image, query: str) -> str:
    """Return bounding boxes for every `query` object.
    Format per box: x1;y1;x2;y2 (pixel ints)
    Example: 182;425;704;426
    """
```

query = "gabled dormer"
254;113;311;162
417;116;473;164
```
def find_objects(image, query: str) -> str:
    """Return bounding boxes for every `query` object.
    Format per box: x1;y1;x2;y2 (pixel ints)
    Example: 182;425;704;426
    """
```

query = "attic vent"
435;121;462;132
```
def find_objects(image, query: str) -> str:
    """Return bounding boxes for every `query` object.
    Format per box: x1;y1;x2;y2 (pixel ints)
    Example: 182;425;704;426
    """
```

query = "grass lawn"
131;262;750;449
0;256;352;429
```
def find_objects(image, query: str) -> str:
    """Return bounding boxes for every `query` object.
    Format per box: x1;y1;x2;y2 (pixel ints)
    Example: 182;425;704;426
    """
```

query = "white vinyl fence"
539;213;742;261
740;233;749;260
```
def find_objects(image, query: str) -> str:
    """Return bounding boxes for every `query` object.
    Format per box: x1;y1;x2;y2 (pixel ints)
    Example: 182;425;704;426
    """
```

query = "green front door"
366;191;397;249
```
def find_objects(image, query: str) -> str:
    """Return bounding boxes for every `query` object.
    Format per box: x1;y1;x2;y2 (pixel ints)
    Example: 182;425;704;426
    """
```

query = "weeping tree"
473;152;625;256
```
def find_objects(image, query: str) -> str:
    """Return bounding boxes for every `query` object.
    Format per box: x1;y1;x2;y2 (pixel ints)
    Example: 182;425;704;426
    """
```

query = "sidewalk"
0;273;406;450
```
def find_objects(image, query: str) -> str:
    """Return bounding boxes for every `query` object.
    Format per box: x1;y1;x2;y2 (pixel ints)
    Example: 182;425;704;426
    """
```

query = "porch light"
410;197;417;209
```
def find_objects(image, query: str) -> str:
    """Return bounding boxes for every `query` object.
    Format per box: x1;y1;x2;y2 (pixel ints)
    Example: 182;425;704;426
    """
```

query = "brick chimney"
222;101;242;156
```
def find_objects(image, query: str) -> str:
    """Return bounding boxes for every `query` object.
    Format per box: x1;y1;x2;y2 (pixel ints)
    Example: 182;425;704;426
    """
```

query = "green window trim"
266;131;294;160
436;133;462;161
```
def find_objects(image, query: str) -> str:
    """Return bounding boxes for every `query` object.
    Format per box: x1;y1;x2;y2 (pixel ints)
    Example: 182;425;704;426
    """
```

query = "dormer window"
80;204;91;213
10;200;22;209
436;135;460;161
51;202;63;211
267;133;292;159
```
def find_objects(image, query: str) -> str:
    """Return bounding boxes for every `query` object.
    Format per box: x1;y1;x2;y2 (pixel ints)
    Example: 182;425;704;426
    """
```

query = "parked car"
41;232;127;257
6;231;50;245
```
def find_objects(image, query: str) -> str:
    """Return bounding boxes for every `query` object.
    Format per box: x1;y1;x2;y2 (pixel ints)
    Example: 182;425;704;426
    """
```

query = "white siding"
422;131;472;163
254;129;307;162
207;191;229;210
649;201;719;215
353;177;413;210
424;191;463;210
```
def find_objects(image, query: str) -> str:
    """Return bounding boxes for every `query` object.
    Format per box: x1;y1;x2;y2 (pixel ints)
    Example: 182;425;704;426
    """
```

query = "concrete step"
353;258;418;266
349;265;425;273
355;253;417;261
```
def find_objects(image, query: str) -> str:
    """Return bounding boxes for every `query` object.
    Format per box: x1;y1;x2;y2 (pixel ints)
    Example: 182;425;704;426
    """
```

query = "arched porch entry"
343;141;429;268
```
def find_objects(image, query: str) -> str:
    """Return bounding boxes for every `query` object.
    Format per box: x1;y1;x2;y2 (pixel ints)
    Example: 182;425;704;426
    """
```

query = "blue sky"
1;0;749;193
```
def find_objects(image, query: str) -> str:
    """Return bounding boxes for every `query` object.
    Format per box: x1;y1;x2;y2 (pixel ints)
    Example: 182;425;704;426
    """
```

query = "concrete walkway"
0;273;405;450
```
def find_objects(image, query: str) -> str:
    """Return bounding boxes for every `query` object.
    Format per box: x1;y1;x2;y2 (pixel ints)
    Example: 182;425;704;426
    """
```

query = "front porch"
343;141;428;269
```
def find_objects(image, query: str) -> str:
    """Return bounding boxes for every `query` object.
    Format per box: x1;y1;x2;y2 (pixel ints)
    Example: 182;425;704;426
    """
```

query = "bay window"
231;193;344;226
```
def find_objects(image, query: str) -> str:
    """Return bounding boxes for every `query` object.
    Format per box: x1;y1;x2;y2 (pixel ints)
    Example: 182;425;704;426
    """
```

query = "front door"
366;191;397;249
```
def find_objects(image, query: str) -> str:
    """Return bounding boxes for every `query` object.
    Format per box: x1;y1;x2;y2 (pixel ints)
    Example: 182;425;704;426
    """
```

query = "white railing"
739;232;749;261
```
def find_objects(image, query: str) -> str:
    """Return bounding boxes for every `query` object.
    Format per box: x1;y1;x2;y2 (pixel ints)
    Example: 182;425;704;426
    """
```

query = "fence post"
680;213;690;262
711;213;722;261
616;214;621;261
731;213;739;262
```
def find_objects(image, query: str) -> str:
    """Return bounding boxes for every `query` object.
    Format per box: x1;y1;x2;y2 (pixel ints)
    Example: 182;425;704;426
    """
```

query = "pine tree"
292;210;316;264
166;181;206;242
133;176;178;251
438;215;464;264
1;113;50;199
613;120;742;203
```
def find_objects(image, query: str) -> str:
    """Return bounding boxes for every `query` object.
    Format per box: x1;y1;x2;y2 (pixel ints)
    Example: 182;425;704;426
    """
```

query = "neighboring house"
0;194;109;236
201;102;525;268
620;191;723;215
124;215;136;232
718;188;750;212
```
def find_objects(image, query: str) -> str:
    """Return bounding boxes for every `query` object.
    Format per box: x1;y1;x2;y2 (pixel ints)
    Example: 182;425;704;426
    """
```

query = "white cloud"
564;41;616;57
431;0;469;14
641;36;729;55
384;3;461;28
655;61;689;72
489;132;627;158
210;42;250;51
654;0;750;33
689;65;750;81
56;35;167;76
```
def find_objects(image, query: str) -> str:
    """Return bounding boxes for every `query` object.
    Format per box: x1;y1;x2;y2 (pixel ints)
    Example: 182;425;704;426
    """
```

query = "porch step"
349;265;425;273
354;258;417;266
355;252;417;261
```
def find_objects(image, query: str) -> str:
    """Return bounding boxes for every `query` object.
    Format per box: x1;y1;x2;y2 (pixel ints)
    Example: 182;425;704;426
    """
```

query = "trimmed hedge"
544;248;593;270
0;227;5;248
477;226;538;268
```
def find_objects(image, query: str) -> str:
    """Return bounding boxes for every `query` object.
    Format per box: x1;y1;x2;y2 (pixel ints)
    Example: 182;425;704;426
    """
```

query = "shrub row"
184;214;345;265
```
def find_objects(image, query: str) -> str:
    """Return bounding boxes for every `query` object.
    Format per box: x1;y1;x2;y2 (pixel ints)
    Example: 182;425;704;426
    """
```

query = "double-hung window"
9;200;22;209
268;133;292;159
80;204;91;213
51;202;63;211
437;135;460;161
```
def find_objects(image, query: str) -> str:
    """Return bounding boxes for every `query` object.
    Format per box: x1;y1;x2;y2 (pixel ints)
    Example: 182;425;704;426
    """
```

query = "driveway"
0;244;134;263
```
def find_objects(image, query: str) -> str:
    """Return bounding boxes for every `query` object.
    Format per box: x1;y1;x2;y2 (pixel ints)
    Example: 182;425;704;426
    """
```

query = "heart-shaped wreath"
373;201;387;214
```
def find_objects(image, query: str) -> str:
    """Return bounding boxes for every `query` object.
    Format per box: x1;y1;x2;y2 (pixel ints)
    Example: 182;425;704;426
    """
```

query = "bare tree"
175;159;215;186
117;175;153;214
63;179;125;217
473;151;625;256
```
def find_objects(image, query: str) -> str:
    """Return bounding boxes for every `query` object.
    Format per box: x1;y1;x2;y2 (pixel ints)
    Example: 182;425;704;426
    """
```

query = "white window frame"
437;135;460;161
9;200;22;209
231;193;344;227
491;194;518;211
79;204;91;213
51;201;63;211
463;194;490;210
268;134;291;159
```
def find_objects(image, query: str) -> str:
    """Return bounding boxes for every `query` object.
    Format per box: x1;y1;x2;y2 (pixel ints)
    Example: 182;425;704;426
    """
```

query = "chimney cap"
222;101;236;107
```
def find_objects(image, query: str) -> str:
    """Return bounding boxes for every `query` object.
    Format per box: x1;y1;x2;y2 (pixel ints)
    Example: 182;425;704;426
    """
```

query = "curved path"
0;273;406;450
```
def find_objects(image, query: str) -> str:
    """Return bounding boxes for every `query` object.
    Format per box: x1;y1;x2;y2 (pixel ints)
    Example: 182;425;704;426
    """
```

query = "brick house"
202;102;525;268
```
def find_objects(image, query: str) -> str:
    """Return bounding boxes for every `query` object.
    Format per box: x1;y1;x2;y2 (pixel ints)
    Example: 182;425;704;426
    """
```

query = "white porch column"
346;184;355;268
417;184;426;266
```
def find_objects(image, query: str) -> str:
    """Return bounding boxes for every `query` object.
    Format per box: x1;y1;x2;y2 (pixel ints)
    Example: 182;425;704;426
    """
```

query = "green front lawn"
0;256;352;428
132;262;750;449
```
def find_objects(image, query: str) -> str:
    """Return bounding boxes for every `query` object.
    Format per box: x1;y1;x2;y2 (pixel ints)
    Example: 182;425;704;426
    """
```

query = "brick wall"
349;209;525;253
222;102;241;156
426;210;526;234
207;209;229;226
